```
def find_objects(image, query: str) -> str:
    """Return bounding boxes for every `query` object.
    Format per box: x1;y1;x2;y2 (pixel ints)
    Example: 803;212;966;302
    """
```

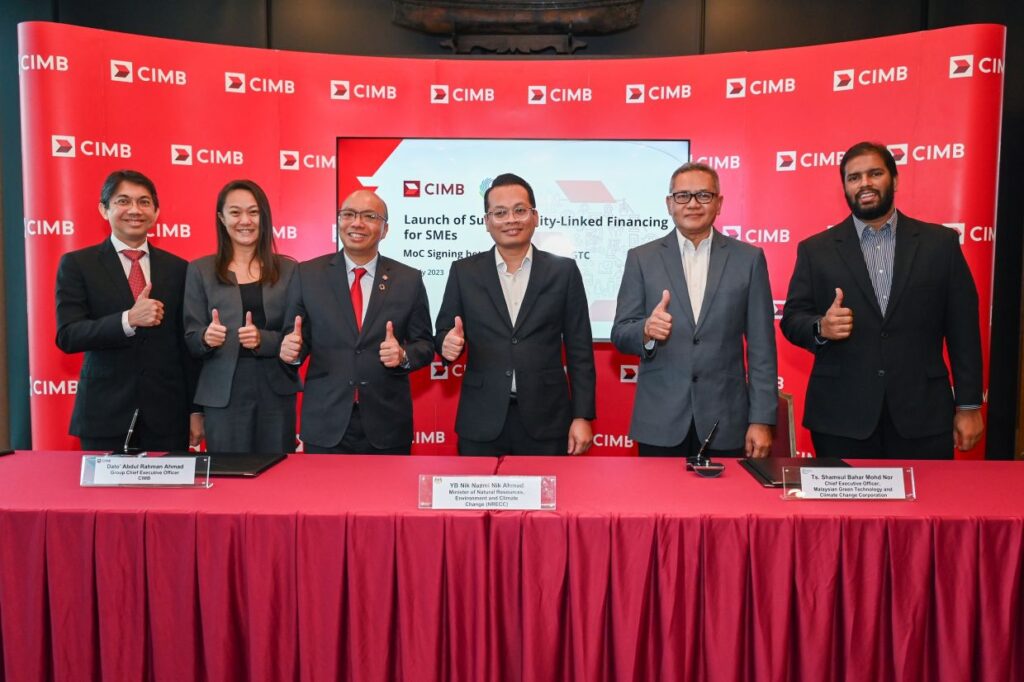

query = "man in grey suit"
611;162;777;457
278;190;434;454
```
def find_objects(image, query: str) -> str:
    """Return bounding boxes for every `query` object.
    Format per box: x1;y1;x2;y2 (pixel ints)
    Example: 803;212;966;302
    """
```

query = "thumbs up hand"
238;310;261;350
127;283;165;328
643;289;673;342
441;315;465;362
279;315;303;363
204;308;228;347
379;320;406;368
820;287;854;340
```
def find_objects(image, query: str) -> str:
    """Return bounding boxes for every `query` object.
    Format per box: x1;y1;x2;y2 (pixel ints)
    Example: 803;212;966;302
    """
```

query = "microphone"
688;419;725;478
106;408;143;456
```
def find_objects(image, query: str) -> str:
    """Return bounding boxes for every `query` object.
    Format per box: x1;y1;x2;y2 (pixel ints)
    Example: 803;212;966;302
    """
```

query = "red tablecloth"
0;452;1021;681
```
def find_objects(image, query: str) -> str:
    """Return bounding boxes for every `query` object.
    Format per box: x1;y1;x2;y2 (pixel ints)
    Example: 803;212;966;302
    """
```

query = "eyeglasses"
669;190;717;205
486;206;536;221
338;209;387;224
111;196;155;209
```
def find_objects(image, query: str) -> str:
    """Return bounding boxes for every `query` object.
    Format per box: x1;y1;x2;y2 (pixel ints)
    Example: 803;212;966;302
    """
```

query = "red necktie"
122;249;147;300
351;267;366;331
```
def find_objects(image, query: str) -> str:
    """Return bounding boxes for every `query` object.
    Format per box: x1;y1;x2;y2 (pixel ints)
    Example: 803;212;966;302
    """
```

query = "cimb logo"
403;180;463;197
430;84;494;104
832;66;907;91
625;83;691;103
171;144;243;166
51;134;131;159
772;300;786;319
24;217;74;236
404;181;421;197
20;54;68;71
944;221;994;243
429;361;465;379
887;142;965;165
776;148;848;170
620;365;638;383
949;54;1003;78
110;59;186;85
776;151;796;171
31;377;78;396
528;85;592;104
330;79;396;100
225;71;294;94
280;150;335;170
726;76;795;98
692;154;741;170
722;225;791;245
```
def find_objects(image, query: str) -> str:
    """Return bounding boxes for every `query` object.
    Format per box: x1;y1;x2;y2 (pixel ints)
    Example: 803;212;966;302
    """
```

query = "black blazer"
434;246;596;442
283;252;434;449
55;239;197;442
780;212;983;440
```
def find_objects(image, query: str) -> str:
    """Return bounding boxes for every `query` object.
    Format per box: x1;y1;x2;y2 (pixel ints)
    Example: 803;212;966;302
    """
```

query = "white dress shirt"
495;246;533;394
676;228;713;322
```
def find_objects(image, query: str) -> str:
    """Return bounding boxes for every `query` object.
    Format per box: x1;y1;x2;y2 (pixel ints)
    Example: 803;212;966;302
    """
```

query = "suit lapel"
147;246;176;303
885;211;920;321
330;252;361;337
832;219;883;319
695;232;729;334
97;239;136;309
513;247;546;333
658;233;696;327
361;257;391;336
481;247;514;329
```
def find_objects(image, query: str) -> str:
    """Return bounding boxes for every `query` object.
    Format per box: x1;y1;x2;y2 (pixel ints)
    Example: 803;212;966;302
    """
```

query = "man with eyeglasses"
781;141;984;459
611;162;777;458
55;169;202;451
435;173;596;456
279;189;433;454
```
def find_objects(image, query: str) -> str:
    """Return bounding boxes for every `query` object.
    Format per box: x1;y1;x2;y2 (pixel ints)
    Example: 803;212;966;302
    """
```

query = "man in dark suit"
435;173;596;455
55;169;201;451
781;141;984;459
611;162;777;457
279;189;434;454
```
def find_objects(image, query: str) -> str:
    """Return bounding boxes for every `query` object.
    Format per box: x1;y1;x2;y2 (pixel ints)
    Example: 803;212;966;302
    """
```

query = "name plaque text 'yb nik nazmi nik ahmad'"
419;475;556;510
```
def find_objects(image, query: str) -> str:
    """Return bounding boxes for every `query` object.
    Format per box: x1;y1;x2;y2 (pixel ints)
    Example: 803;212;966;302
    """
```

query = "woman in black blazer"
184;179;300;453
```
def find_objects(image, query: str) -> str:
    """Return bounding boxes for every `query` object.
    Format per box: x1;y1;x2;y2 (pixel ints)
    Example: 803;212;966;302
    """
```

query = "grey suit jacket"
283;251;434;449
184;255;300;407
611;230;777;450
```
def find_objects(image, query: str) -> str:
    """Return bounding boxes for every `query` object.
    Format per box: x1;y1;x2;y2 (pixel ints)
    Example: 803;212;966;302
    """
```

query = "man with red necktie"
55;169;201;451
279;190;433;454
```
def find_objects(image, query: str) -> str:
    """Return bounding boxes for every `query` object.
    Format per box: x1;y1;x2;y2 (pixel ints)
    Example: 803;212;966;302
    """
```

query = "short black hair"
484;173;535;212
839;142;898;181
99;169;159;209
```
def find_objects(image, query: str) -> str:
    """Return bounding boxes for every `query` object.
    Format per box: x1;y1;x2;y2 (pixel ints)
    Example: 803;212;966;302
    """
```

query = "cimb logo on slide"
110;59;187;85
51;134;132;159
171;144;243;166
225;71;295;94
726;76;796;98
330;80;397;100
528;85;592;105
625;83;692;103
402;180;463;197
430;84;494;104
832;66;907;91
280;150;334;171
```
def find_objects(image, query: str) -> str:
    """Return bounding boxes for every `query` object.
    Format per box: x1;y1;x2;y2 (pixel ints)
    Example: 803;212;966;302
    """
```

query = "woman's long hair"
214;179;282;285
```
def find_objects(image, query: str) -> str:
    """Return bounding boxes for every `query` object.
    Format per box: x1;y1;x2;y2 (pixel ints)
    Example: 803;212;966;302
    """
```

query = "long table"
1;452;1021;681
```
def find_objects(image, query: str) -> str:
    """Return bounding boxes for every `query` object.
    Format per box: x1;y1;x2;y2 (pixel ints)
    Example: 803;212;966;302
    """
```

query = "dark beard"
846;188;894;221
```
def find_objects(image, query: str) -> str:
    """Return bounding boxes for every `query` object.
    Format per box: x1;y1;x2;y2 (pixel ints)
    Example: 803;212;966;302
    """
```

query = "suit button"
360;381;368;386
693;338;701;345
348;380;354;386
880;332;889;339
505;370;513;377
355;349;362;354
511;337;518;344
877;370;885;377
692;375;698;382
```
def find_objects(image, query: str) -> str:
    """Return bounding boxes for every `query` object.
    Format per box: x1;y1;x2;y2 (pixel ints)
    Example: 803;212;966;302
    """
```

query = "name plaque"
81;455;212;488
418;475;556;510
782;466;915;501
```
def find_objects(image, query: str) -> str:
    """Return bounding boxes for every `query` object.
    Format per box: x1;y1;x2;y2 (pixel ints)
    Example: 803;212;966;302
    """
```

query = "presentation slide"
337;138;691;339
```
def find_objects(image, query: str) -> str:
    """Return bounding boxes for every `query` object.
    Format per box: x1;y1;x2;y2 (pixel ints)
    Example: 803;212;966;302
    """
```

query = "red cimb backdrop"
18;22;1004;456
